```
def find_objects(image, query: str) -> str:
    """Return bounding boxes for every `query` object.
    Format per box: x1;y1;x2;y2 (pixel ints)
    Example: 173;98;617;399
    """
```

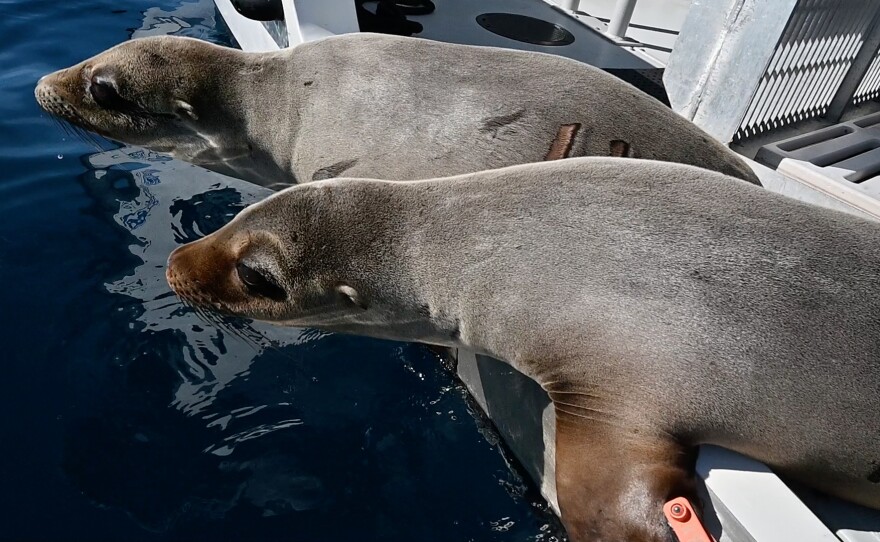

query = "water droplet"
56;154;63;159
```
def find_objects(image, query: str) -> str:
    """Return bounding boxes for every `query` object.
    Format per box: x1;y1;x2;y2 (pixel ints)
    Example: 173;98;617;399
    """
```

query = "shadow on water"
1;0;565;540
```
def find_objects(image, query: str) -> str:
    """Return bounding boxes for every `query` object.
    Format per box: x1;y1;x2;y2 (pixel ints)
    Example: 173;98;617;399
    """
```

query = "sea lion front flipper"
554;405;696;542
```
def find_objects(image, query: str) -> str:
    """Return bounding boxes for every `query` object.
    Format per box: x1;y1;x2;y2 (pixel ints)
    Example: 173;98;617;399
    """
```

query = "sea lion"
166;157;880;541
35;34;760;187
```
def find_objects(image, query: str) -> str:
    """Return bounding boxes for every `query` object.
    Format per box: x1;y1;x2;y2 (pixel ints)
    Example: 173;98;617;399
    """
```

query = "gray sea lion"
166;157;880;541
35;34;760;187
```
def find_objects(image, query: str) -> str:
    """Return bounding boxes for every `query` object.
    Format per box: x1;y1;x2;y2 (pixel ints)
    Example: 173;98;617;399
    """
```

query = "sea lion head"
165;182;405;332
35;36;243;158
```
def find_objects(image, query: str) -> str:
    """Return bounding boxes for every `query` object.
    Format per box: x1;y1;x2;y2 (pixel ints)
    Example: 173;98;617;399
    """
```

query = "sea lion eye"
236;262;287;301
89;79;120;109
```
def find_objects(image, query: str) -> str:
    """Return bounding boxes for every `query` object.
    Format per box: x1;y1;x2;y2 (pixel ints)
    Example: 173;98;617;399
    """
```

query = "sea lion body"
35;34;760;187
166;158;879;541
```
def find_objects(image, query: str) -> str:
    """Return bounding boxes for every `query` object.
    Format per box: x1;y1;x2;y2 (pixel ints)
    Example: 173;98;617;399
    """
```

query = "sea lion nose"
165;236;239;303
36;70;62;90
34;75;51;99
167;238;195;268
166;242;199;293
165;235;256;312
34;70;66;106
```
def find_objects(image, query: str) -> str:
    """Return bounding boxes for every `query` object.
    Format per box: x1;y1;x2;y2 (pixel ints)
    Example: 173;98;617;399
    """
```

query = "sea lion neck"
223;50;304;185
184;49;302;185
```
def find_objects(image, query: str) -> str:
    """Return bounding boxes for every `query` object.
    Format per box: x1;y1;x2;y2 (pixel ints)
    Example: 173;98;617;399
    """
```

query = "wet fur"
168;157;880;540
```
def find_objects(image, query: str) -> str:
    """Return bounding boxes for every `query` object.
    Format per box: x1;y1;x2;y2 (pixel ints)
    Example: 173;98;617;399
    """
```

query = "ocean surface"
0;1;564;540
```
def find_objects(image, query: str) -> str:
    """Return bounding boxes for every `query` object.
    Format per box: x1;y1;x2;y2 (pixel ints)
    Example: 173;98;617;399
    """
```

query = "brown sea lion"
35;34;760;188
165;157;880;540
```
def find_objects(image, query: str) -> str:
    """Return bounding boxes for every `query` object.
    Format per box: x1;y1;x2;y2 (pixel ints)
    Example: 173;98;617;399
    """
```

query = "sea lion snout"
35;69;67;97
35;67;84;122
167;228;291;318
166;236;242;310
36;37;222;153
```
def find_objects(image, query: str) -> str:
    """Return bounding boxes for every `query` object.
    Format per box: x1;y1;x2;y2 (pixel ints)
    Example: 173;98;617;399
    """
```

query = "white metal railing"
667;0;880;144
557;0;639;40
854;50;880;104
605;0;637;39
736;0;880;141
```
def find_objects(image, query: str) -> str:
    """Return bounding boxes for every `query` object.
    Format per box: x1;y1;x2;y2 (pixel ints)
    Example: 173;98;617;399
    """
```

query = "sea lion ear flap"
336;284;368;310
173;99;198;121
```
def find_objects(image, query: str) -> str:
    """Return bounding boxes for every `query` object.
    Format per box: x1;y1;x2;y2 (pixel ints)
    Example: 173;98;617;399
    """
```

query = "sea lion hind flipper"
553;405;697;542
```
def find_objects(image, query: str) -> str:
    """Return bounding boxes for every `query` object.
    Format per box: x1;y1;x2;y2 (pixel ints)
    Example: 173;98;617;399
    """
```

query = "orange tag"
663;497;714;542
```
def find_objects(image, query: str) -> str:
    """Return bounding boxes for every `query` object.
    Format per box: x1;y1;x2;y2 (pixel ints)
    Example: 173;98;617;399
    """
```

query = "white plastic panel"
213;0;282;51
281;0;360;47
697;446;839;542
776;157;880;216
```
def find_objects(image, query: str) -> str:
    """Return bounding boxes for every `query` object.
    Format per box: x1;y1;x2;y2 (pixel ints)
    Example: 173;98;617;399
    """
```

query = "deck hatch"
475;13;575;47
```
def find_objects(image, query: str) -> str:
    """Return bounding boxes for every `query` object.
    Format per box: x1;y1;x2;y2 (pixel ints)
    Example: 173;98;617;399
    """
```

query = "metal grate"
854;50;880;104
755;110;880;187
735;0;880;141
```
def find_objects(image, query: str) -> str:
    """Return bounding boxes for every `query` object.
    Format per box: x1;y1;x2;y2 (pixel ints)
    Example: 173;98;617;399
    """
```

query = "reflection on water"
69;145;563;540
85;147;299;416
137;0;232;43
0;0;565;539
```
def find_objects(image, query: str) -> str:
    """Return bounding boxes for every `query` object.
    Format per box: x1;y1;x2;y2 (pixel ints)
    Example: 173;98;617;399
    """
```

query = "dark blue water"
0;1;564;540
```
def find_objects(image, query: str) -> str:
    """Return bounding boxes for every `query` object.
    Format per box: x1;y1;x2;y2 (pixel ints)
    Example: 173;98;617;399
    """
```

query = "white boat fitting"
210;1;880;540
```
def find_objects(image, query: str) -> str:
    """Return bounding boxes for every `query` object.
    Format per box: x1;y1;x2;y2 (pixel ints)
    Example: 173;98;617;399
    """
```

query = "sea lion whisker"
548;390;608;399
552;407;633;429
215;318;264;350
204;310;292;357
183;300;205;320
200;308;226;328
194;307;257;345
77;122;110;151
187;303;217;327
233;321;274;350
51;116;74;139
201;310;230;330
257;340;300;363
551;401;618;415
67;119;105;151
229;321;271;348
53;116;102;151
553;407;667;440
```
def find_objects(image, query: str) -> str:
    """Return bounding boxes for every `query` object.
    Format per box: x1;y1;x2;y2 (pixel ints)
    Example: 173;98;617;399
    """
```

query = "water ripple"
206;418;305;457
